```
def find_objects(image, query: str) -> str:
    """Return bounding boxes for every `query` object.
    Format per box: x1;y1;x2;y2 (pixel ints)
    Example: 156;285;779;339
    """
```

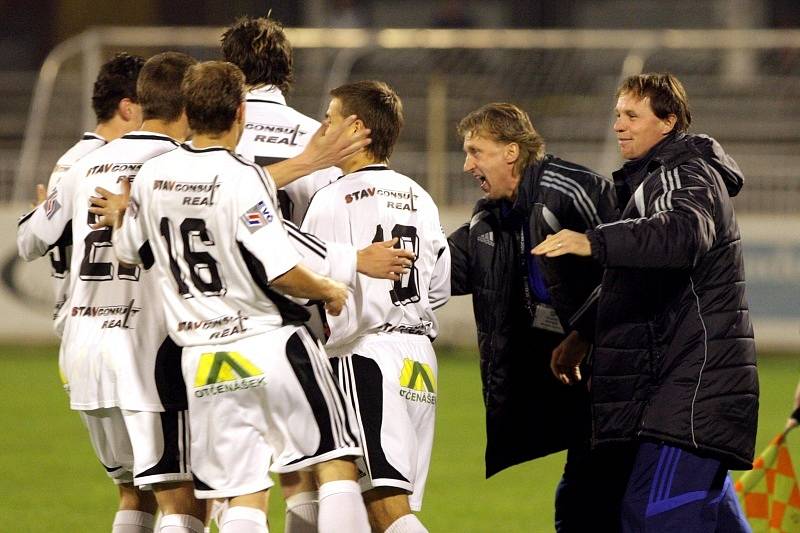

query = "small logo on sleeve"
45;190;61;219
240;200;274;233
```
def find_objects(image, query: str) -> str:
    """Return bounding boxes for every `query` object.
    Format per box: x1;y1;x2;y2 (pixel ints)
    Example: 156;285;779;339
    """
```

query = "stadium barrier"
10;27;800;211
3;204;798;350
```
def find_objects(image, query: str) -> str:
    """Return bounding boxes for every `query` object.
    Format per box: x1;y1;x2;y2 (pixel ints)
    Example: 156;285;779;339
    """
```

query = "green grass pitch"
1;344;796;532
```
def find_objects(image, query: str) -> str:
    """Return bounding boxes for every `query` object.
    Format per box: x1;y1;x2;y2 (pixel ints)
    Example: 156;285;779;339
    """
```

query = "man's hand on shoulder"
532;229;591;258
88;178;131;229
357;238;414;280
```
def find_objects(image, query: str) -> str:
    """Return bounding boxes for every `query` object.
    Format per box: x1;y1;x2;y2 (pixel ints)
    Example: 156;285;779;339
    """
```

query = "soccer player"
223;15;340;225
110;60;371;533
17;52;145;336
18;52;207;532
221;17;407;531
301;81;451;533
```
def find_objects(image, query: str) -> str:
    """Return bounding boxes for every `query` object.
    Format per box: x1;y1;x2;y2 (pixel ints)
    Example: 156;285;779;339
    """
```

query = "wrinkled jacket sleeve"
447;222;471;296
587;164;715;269
545;173;617;341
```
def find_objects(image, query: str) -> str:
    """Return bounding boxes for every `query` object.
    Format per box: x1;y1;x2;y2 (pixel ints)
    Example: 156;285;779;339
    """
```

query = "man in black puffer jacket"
448;103;620;531
534;73;757;533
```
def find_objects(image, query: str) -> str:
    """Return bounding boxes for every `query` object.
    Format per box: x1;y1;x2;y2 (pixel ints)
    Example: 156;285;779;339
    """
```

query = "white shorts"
332;333;437;512
183;326;362;499
79;407;192;486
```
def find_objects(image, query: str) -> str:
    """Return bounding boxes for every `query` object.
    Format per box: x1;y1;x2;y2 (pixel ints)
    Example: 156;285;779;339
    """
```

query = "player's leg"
124;409;205;532
182;339;277;533
335;336;435;533
312;457;370;533
115;483;158;532
279;470;319;533
217;490;270;533
79;408;159;532
267;327;369;532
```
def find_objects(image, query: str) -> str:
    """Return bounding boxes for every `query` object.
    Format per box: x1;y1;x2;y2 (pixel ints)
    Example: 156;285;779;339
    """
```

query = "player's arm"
270;264;348;316
103;178;149;266
429;224;452;310
17;170;77;261
264;115;370;188
296;191;412;286
236;179;348;314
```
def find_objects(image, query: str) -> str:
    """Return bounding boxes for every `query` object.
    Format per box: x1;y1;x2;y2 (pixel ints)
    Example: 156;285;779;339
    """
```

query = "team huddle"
17;17;448;533
16;12;760;533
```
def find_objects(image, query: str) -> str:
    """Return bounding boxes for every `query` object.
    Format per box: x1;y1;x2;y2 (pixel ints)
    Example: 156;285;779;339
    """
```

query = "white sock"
285;491;318;533
158;513;205;533
385;514;428;533
318;480;370;533
113;510;156;533
219;506;268;533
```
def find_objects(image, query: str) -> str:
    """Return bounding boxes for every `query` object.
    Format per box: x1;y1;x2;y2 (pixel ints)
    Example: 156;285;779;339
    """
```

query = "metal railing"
13;27;800;208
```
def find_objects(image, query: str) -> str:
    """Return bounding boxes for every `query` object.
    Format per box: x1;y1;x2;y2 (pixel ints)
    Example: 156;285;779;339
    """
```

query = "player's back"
131;144;307;348
302;166;450;353
62;131;179;411
236;86;339;224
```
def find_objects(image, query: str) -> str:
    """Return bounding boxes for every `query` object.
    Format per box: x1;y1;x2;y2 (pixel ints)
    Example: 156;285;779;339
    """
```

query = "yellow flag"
736;431;800;532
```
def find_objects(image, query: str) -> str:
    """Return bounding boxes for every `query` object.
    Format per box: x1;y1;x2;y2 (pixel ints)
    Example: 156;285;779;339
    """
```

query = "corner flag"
735;430;800;532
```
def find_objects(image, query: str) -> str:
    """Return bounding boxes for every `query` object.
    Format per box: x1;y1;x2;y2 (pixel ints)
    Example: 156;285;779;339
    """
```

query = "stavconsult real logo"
399;358;437;405
193;351;266;398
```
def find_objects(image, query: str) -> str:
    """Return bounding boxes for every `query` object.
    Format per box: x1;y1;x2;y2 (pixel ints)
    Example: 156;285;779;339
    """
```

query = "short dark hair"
137;52;197;122
221;16;293;93
330;80;403;162
617;73;692;133
457;103;546;174
91;53;145;123
182;61;245;135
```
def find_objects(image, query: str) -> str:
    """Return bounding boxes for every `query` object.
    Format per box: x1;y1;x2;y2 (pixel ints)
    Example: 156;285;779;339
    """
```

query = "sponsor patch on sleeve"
240;200;274;233
44;189;61;219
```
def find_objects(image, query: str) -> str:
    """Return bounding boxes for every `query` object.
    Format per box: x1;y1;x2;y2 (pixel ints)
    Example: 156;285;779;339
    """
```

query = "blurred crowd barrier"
2;27;799;211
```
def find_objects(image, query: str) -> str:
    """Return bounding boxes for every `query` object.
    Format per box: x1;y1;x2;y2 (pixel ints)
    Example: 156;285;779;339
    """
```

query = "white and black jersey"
236;85;339;225
113;144;357;348
301;165;451;354
17;132;106;335
19;131;181;412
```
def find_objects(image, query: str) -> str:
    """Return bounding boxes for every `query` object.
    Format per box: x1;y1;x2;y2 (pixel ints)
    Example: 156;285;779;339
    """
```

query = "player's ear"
236;101;246;124
118;98;136;121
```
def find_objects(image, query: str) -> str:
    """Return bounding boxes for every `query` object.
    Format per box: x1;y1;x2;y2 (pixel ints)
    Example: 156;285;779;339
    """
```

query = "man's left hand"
551;331;590;385
532;229;591;258
88;180;130;229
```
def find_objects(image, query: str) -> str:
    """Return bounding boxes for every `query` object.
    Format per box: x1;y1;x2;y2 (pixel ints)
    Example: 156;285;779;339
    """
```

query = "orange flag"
736;430;800;532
